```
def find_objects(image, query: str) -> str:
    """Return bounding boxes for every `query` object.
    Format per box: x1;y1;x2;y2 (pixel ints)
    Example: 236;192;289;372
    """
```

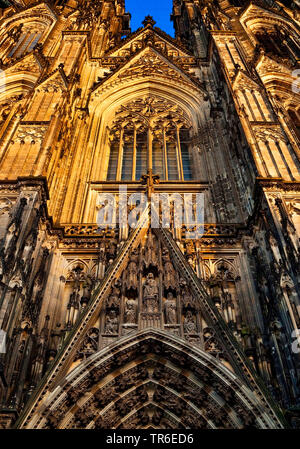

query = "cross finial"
142;16;156;28
141;169;160;200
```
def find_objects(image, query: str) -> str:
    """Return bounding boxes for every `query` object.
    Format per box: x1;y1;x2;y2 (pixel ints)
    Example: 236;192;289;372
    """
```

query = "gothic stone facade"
0;0;299;429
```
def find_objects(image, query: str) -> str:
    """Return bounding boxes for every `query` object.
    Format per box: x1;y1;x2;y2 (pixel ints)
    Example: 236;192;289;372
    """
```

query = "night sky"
125;0;175;36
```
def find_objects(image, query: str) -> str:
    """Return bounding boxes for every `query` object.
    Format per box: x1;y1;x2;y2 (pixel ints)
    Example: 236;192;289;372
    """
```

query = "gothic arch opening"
106;96;194;182
27;330;280;429
287;108;300;140
87;76;209;185
264;79;300;143
0;12;55;63
242;14;300;63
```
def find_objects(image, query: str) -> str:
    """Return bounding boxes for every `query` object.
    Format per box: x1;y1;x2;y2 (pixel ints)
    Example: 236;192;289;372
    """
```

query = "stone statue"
164;292;177;324
125;250;139;290
107;239;117;263
143;273;159;313
162;249;176;290
183;311;196;334
106;279;122;309
180;278;194;308
32;274;44;304
143;273;158;297
81;275;93;306
105;310;118;334
124;297;137;323
4;222;17;253
21;232;36;267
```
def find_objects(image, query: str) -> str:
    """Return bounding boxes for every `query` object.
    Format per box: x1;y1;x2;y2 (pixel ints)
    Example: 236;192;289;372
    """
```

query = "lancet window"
4;22;46;59
254;26;300;61
106;97;193;181
287;108;300;140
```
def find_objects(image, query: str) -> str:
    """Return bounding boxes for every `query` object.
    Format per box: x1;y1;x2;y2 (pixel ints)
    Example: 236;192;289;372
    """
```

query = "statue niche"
104;310;119;334
103;279;121;335
143;272;159;313
124;249;139;291
124;297;138;324
183;310;197;334
164;292;177;324
162;249;177;291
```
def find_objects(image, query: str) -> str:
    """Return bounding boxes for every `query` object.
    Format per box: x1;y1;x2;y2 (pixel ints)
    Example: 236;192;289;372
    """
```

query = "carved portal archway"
29;330;280;429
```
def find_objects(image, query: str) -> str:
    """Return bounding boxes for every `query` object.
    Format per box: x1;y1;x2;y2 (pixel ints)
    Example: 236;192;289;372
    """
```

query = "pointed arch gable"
85;55;210;183
89;46;209;125
107;26;194;59
0;2;57;34
0;2;57;62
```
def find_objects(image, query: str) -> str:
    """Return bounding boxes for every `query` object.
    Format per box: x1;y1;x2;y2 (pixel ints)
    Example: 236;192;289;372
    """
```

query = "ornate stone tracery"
106;96;193;181
37;332;270;429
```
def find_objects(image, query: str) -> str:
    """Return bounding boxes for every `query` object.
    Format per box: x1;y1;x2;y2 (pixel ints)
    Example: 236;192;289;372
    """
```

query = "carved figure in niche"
107;279;122;308
104;310;119;334
143;272;158;297
107;239;117;263
81;275;93;306
205;337;218;353
185;240;195;256
162;249;176;290
183;311;196;334
32;272;44;304
143;273;159;313
164;292;177;324
21;231;37;268
180;278;194;307
125;249;139;290
124;297;137;323
3;222;17;253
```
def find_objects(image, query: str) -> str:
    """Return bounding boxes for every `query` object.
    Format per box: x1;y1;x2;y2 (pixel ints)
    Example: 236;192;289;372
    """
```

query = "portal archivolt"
32;331;277;429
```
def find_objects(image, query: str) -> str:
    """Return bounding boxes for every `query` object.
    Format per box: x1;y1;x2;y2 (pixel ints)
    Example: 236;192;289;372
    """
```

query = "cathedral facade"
0;0;299;429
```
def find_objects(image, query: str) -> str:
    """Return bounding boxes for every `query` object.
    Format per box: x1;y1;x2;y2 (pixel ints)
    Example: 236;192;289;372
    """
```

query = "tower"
0;0;299;429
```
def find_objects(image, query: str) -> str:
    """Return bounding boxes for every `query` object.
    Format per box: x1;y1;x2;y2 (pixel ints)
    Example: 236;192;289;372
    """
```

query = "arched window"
287;109;300;140
135;130;147;180
106;141;118;181
106;97;194;182
9;30;42;58
4;22;46;60
180;128;192;180
254;25;300;62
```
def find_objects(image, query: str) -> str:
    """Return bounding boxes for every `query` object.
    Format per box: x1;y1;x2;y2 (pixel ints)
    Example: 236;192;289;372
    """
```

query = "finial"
142;15;156;27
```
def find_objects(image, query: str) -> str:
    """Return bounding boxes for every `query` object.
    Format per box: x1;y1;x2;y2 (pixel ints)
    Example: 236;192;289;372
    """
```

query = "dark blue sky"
125;0;175;36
